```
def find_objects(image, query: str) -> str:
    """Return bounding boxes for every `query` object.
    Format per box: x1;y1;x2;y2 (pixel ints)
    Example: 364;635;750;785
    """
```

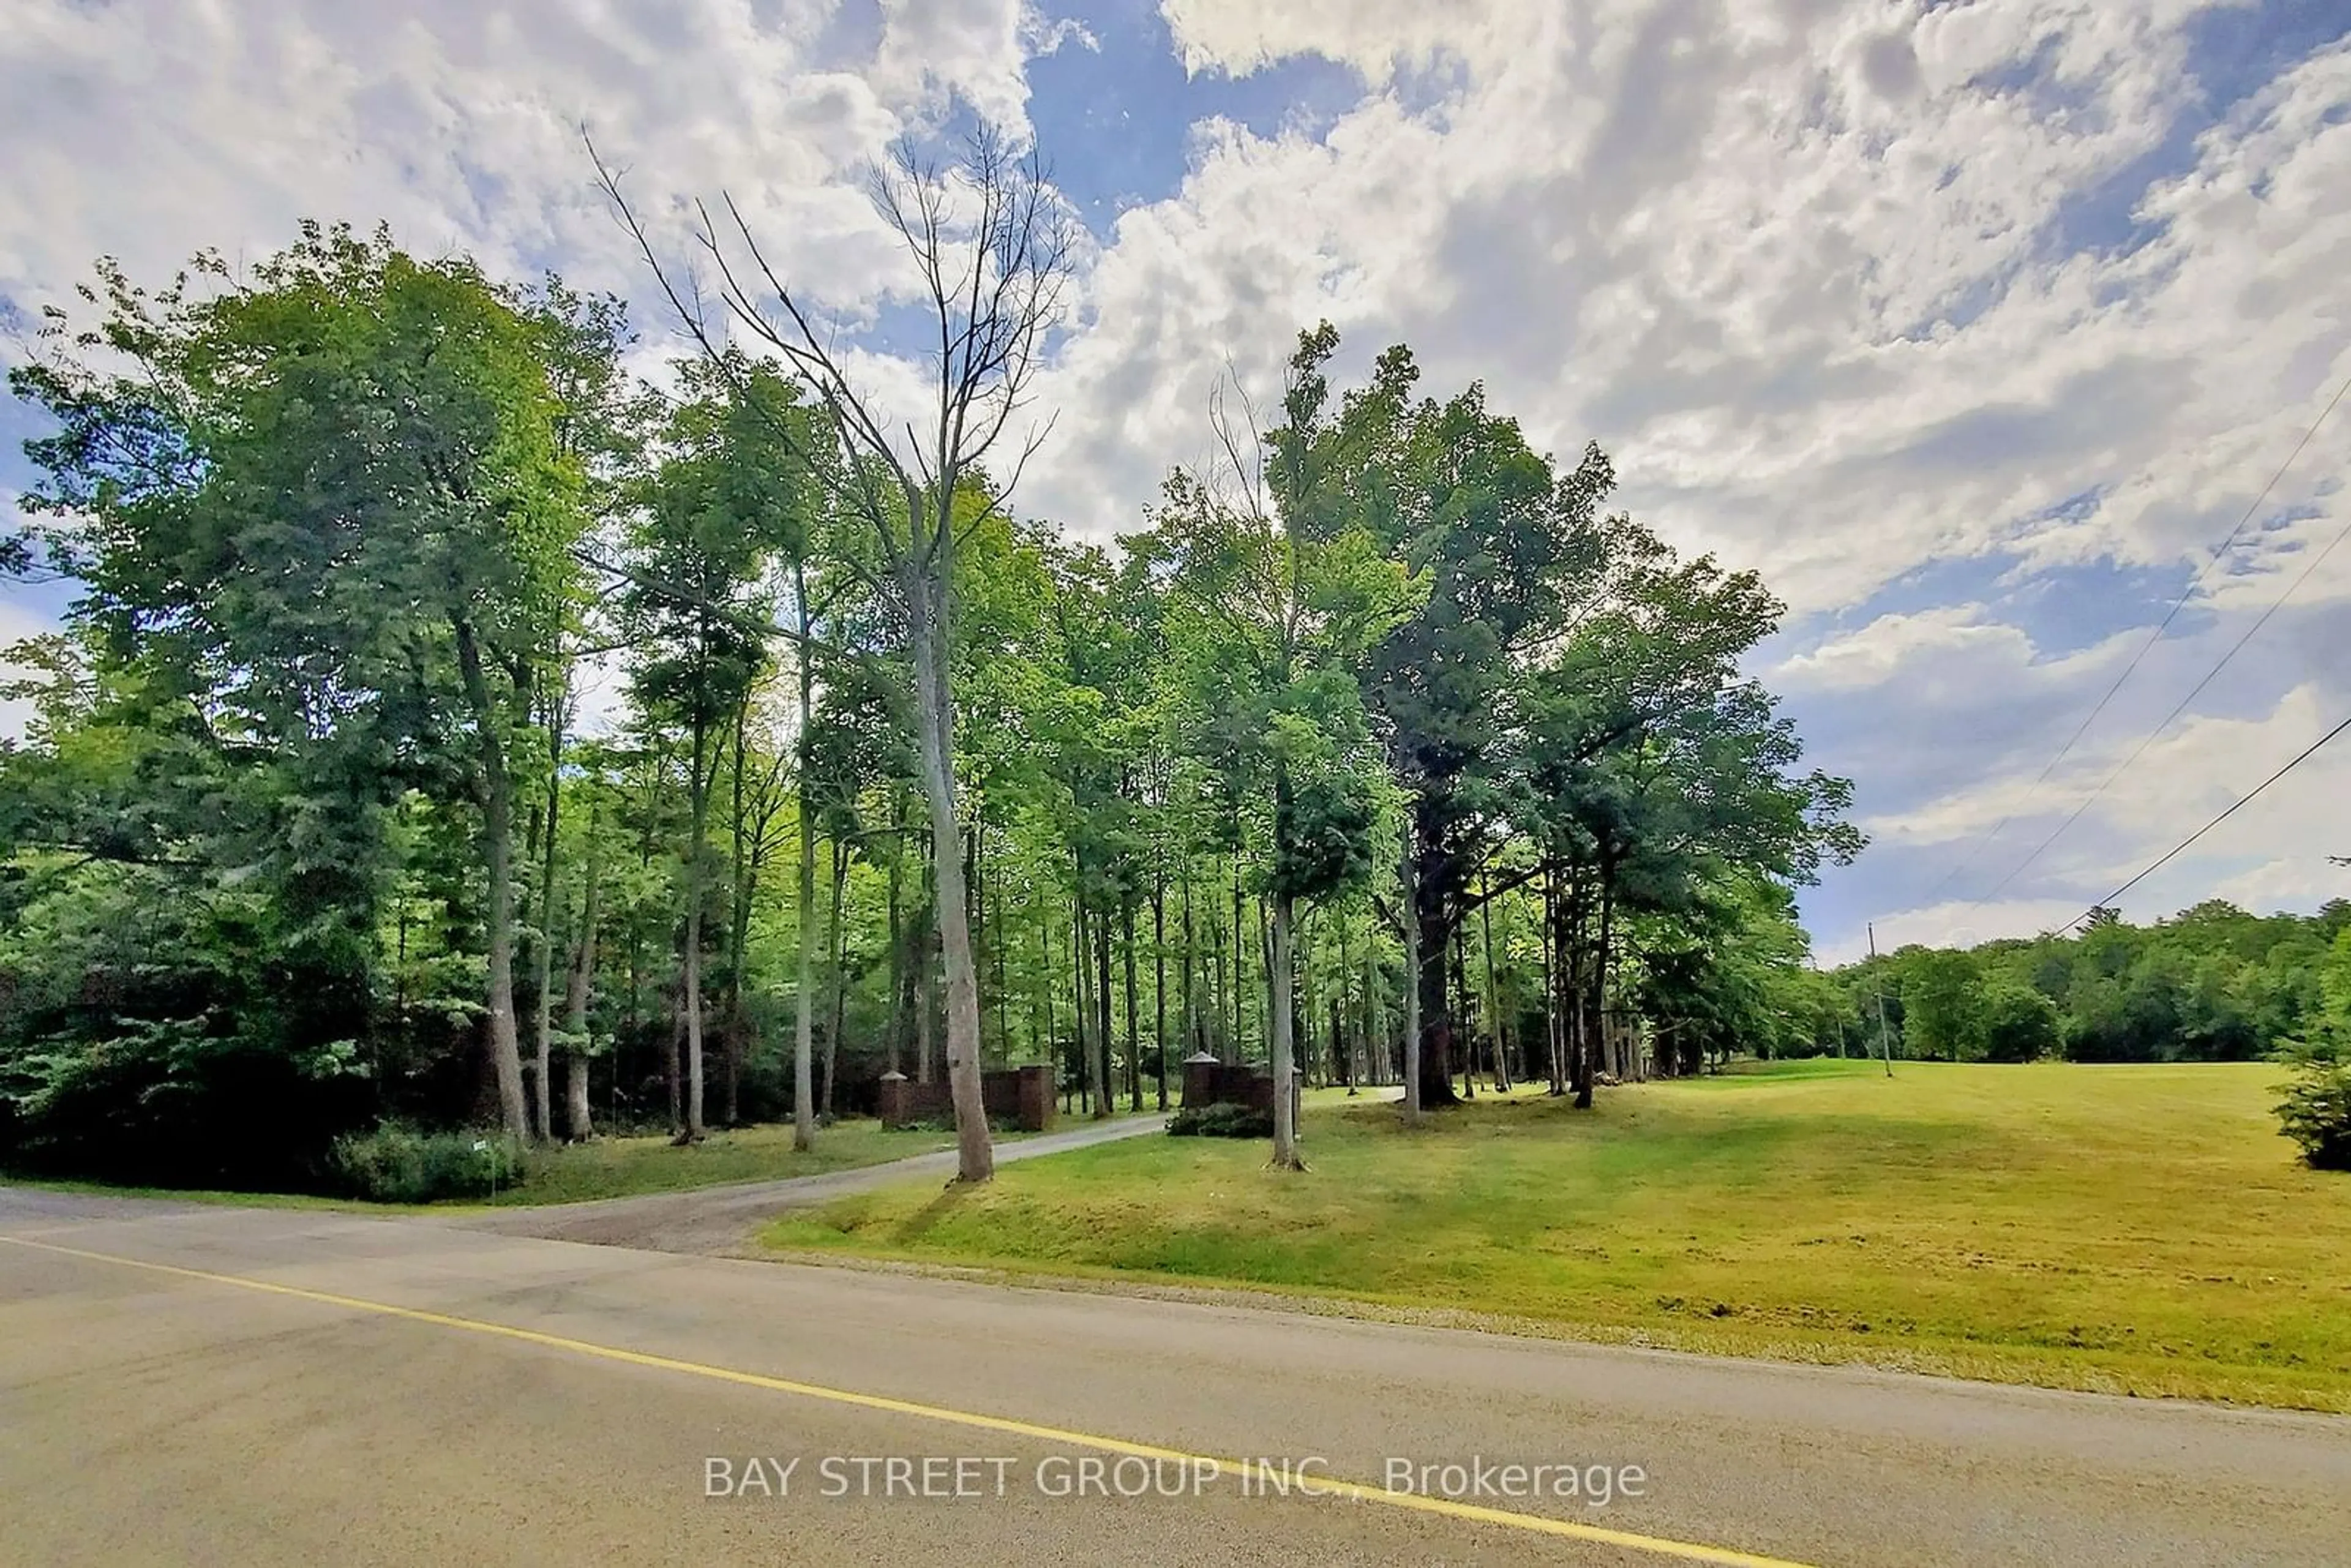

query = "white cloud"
0;0;1053;337
1777;606;2045;692
1813;897;2091;966
1019;1;2350;636
2213;852;2351;915
1856;670;2351;942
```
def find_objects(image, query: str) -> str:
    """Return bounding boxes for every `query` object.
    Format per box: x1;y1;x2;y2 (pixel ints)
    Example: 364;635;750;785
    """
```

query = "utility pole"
1866;922;1895;1078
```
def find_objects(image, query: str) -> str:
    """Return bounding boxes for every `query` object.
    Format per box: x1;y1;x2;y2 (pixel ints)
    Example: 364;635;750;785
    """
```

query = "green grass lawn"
762;1060;2351;1411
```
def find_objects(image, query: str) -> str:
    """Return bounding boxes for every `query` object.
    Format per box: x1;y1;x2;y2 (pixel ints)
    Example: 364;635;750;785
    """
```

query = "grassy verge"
0;1178;414;1213
762;1060;2351;1411
6;1117;981;1212
469;1119;967;1206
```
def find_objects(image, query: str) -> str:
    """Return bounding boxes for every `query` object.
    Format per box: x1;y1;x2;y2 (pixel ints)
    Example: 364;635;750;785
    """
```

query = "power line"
2047;709;2351;937
1911;370;2351;909
1974;496;2351;903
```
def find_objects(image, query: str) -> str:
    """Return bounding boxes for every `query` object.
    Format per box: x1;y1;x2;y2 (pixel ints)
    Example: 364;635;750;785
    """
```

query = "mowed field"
763;1060;2351;1411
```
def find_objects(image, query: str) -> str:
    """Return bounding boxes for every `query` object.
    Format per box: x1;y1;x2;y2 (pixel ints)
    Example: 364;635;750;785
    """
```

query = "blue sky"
3;0;2349;963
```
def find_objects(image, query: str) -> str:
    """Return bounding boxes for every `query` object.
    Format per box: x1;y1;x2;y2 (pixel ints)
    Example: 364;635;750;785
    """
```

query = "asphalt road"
457;1111;1171;1252
4;1186;2350;1567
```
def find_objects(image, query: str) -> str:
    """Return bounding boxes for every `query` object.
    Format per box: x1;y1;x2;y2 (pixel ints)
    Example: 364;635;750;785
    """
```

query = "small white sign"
471;1139;489;1153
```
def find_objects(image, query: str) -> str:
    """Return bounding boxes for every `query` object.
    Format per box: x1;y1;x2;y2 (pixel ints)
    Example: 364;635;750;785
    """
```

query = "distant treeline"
1819;901;2351;1065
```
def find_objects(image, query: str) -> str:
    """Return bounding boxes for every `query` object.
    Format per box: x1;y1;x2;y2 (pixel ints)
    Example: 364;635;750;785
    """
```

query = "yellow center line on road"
0;1232;1820;1568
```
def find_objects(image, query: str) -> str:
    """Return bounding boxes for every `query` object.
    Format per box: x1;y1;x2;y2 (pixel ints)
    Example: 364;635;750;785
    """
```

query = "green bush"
1166;1101;1273;1139
2276;1056;2351;1171
328;1122;525;1203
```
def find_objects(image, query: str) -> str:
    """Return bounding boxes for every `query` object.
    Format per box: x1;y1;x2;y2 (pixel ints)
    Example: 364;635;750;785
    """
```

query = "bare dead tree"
591;126;1073;1182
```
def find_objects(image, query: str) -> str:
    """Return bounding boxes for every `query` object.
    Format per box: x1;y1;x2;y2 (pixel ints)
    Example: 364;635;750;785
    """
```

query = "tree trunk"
1230;853;1245;1063
1027;903;1045;1069
677;683;710;1144
562;803;602;1142
1207;874;1227;1059
905;573;991;1182
1543;868;1564;1096
988;824;1010;1059
667;945;684;1132
666;978;682;1130
1257;896;1271;1064
967;820;991;1062
886;806;906;1078
1299;908;1317;1089
792;786;817;1150
1564;868;1590;1100
563;1047;594;1144
823;837;848;1123
529;674;568;1143
1269;890;1303;1169
913;831;937;1087
1414;897;1455;1110
1580;866;1615;1110
1400;835;1423;1126
724;692;765;1133
1123;896;1142;1113
915;899;937;1086
1336;915;1354;1094
1176;860;1194;1053
454;618;530;1147
1408;803;1461;1108
1043;912;1064;1110
1095;898;1115;1119
1076;890;1104;1117
1153;865;1169;1111
1455;921;1477;1101
1479;875;1510;1093
792;571;818;1153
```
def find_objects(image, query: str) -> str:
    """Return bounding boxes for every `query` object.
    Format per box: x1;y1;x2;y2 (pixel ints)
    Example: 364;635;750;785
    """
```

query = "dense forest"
0;141;2336;1193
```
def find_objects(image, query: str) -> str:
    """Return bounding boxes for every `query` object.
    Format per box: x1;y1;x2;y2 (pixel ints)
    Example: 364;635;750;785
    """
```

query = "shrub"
328;1122;525;1203
2276;1055;2351;1171
1166;1101;1273;1139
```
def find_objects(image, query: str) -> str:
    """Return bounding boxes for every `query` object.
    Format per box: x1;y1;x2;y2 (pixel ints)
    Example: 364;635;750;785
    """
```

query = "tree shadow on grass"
893;1182;983;1244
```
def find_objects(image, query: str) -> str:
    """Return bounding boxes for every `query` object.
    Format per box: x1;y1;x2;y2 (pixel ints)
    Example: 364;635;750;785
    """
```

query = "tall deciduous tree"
10;223;608;1146
1146;329;1420;1166
1303;338;1618;1108
595;127;1071;1183
624;355;817;1140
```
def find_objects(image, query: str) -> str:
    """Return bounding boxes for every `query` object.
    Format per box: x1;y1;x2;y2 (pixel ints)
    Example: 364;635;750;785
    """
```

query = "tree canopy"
2;220;1877;1191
